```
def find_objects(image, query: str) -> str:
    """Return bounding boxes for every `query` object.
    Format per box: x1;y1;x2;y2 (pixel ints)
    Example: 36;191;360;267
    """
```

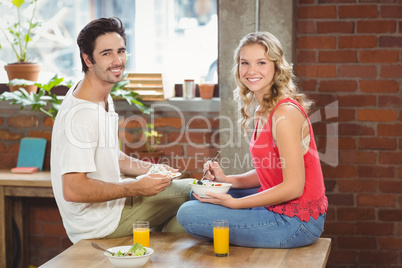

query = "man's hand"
130;173;171;196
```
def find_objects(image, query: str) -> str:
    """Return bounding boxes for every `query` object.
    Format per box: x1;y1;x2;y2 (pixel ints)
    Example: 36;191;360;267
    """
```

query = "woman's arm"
203;161;261;189
222;170;261;189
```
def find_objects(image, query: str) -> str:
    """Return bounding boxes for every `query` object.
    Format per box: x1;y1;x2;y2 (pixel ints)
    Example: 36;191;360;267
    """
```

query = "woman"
177;32;328;248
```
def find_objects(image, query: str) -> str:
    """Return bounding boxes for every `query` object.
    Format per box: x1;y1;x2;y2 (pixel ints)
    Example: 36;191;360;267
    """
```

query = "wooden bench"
40;233;331;267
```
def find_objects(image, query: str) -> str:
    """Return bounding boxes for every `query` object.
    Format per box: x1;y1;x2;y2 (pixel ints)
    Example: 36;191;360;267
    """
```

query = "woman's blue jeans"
177;188;326;248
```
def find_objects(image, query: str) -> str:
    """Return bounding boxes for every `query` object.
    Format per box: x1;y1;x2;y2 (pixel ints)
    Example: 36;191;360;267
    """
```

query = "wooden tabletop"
0;170;51;187
40;233;331;268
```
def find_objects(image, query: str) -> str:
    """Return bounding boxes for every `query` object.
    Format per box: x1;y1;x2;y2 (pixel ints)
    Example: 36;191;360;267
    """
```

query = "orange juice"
213;226;229;256
133;228;150;247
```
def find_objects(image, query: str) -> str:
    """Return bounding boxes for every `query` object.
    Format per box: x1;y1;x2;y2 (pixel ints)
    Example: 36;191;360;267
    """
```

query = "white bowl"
190;182;232;198
104;246;154;268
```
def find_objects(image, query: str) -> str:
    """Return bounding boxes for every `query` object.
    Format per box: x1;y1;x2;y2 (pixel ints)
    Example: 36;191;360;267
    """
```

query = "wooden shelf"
125;73;171;101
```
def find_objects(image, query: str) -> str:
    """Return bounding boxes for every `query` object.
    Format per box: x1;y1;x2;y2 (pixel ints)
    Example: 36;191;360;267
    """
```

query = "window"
0;0;217;85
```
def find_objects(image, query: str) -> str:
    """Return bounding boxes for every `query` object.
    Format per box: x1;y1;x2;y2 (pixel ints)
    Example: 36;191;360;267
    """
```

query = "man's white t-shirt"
51;82;125;244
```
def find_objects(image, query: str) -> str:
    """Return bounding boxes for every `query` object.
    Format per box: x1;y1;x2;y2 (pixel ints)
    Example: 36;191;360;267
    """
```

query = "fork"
197;150;220;185
91;241;115;256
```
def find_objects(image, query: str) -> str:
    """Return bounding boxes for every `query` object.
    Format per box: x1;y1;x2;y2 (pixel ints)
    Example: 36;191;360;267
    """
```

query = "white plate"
136;172;181;180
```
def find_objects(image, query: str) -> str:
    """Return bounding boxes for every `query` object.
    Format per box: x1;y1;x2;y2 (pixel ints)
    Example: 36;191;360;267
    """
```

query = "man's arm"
118;151;178;176
62;172;171;203
118;151;153;176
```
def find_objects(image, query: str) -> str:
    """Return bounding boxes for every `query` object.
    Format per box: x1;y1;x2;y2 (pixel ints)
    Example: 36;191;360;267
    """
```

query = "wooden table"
0;170;53;268
40;233;331;268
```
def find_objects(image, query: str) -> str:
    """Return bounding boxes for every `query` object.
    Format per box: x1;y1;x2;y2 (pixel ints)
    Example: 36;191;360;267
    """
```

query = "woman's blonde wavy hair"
233;32;312;132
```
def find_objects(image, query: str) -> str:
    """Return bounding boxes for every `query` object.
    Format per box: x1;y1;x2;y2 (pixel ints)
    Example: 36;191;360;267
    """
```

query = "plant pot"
4;63;41;93
199;84;215;99
136;151;164;164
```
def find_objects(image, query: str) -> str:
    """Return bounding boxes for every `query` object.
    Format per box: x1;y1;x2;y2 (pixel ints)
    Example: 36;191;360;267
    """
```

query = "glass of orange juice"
133;221;150;247
213;219;229;257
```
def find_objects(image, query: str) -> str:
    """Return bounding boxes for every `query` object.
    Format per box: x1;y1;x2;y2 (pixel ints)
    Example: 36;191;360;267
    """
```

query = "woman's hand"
193;192;239;209
203;161;227;182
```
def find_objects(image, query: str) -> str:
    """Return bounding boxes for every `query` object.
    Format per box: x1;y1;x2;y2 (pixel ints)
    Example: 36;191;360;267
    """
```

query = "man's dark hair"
77;17;126;73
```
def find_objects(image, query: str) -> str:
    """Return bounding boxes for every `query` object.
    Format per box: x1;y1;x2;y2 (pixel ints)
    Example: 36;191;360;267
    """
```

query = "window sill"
0;82;220;113
0;93;220;113
119;97;221;112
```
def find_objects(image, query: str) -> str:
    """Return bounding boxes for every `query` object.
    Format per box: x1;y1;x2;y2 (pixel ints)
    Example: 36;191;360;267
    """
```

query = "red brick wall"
296;1;402;267
0;113;53;171
28;198;72;266
118;109;220;178
0;103;218;266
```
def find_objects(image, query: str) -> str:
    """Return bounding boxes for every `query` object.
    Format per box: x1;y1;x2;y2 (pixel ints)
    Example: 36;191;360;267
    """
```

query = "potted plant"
0;74;72;119
198;83;215;99
0;73;152;119
1;0;41;93
135;123;164;163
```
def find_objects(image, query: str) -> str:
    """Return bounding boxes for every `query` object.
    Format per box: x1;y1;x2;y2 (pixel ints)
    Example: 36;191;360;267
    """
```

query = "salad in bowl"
190;179;232;198
104;243;153;268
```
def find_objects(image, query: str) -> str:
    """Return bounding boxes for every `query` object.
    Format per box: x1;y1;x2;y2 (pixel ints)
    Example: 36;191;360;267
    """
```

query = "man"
51;17;191;244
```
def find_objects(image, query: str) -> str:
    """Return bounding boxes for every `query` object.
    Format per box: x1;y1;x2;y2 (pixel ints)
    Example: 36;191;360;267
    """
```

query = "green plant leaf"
9;74;67;93
2;0;38;62
11;0;26;9
2;72;151;119
1;74;69;119
0;88;46;109
39;74;64;92
111;78;130;91
8;78;36;86
24;34;32;43
110;74;152;114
